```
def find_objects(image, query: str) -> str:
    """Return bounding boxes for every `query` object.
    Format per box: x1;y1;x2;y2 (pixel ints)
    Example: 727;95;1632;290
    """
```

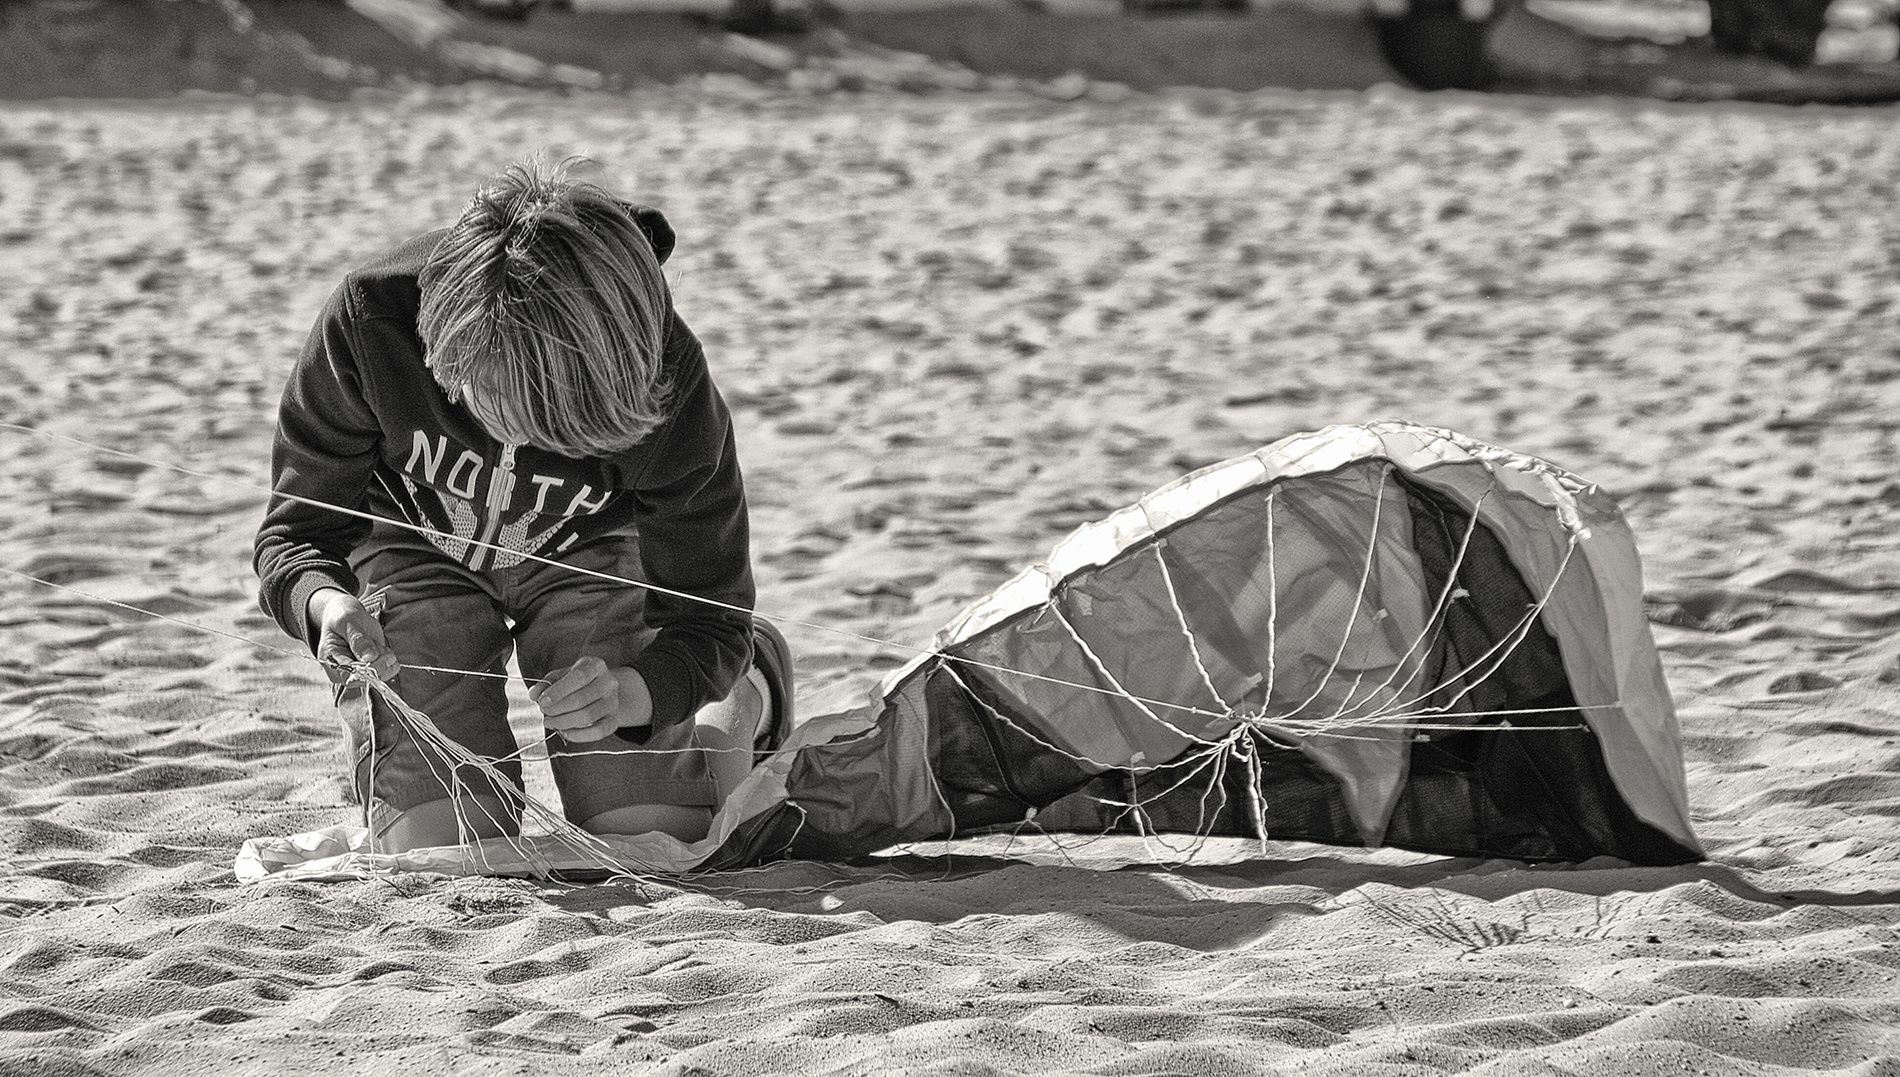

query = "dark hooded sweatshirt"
253;207;754;739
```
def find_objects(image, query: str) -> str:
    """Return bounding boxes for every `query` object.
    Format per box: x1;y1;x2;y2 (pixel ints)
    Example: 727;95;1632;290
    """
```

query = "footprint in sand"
1766;671;1843;694
16;553;121;586
190;1006;259;1026
1644;588;1779;632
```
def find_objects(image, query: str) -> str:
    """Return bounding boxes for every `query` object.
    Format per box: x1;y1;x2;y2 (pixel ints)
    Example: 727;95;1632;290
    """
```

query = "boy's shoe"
750;618;795;760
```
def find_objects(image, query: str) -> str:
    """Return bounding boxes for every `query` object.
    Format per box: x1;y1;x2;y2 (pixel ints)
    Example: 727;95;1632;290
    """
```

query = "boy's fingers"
318;631;362;670
536;665;613;721
579;710;623;742
554;711;608;735
315;600;399;679
528;670;574;707
555;713;618;743
342;624;399;680
542;686;613;727
317;653;352;686
341;625;373;658
354;615;390;652
544;696;613;733
529;657;607;709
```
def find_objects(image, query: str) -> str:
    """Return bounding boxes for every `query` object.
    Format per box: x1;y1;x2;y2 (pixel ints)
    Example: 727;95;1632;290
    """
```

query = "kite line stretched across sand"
0;419;1703;883
1;421;1245;724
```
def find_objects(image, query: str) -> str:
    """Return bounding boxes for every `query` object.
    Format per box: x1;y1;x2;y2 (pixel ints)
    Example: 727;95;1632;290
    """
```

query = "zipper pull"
488;445;518;512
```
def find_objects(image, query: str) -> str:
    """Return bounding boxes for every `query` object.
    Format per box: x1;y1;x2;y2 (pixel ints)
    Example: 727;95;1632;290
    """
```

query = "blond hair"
418;154;672;457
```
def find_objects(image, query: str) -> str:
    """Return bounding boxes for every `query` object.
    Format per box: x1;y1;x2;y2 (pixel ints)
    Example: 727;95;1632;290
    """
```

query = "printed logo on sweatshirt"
398;431;617;571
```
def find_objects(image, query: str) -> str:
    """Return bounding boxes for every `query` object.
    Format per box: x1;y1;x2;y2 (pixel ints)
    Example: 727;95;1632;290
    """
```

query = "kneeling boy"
254;155;776;851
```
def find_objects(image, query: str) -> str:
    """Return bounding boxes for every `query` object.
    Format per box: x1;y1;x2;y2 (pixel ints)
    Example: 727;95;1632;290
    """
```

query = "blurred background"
2;0;1898;103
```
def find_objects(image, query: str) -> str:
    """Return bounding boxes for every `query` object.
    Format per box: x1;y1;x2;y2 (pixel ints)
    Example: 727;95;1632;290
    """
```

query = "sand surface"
2;81;1899;1075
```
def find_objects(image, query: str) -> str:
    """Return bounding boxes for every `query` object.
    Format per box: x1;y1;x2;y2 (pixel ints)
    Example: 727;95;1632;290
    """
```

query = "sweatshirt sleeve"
253;281;385;647
620;326;757;738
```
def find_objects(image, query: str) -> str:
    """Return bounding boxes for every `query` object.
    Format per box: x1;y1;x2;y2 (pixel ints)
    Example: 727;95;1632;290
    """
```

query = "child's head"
418;154;672;456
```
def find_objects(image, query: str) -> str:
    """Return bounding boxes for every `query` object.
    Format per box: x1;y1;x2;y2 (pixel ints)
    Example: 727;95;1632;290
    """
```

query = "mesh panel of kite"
1383;474;1699;864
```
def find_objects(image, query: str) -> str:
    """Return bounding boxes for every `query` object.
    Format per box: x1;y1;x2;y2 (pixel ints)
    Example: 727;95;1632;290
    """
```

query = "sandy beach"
2;75;1899;1075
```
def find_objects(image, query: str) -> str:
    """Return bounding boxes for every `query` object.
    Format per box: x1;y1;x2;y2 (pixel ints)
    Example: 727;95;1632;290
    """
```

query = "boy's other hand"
532;657;652;743
308;588;400;682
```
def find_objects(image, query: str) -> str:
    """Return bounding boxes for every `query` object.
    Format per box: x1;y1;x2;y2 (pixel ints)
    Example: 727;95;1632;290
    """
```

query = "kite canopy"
237;421;1700;883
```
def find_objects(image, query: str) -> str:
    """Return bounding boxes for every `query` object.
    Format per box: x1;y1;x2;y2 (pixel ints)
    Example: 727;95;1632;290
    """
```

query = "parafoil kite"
237;421;1701;882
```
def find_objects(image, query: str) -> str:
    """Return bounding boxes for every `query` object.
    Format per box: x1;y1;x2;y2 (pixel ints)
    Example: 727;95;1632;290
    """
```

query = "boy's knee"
372;795;518;853
578;804;712;843
693;669;766;744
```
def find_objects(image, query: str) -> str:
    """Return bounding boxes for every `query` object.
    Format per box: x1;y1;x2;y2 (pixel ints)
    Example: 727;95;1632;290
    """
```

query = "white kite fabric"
235;420;1701;883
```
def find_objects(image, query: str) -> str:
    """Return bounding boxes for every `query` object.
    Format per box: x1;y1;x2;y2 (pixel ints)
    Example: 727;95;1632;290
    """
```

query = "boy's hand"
532;657;652;743
308;587;399;682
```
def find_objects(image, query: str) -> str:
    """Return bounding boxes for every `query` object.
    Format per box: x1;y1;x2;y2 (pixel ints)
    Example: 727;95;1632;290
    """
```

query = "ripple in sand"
58;762;246;797
0;1003;105;1034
